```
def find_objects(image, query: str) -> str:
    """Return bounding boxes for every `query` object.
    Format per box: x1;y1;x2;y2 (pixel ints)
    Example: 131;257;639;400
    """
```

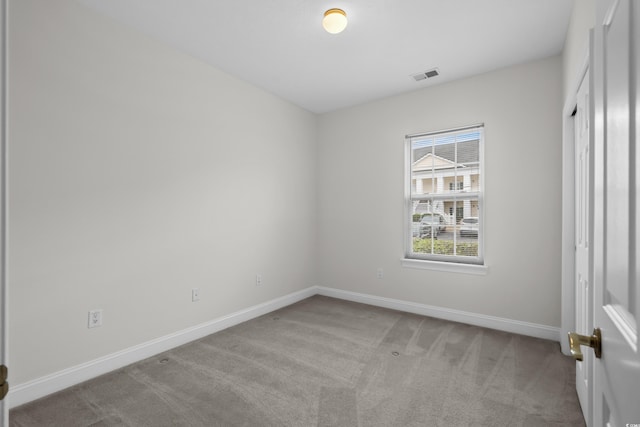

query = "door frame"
561;44;591;356
0;0;7;424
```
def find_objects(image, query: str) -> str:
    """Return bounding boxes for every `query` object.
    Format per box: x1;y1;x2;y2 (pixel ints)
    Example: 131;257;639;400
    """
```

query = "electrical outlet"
376;268;384;279
88;309;103;329
192;288;200;302
256;274;263;286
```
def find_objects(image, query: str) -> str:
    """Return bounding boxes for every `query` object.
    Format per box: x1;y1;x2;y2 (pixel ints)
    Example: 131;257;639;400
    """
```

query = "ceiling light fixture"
322;8;347;34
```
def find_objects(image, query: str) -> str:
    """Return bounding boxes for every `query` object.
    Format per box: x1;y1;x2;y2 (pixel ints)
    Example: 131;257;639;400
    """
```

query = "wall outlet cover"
88;309;103;329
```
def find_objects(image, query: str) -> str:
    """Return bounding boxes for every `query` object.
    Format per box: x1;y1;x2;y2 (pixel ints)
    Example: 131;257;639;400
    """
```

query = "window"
405;125;484;265
449;181;464;191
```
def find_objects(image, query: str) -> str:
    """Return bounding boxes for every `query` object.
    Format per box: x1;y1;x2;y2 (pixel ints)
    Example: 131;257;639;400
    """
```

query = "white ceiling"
76;0;574;113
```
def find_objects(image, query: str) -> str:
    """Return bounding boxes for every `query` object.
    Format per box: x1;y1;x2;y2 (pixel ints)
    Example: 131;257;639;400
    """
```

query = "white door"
574;69;593;427
591;0;640;425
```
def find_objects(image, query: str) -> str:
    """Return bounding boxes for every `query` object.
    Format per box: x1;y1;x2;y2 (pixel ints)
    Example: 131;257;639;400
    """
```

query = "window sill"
402;258;488;275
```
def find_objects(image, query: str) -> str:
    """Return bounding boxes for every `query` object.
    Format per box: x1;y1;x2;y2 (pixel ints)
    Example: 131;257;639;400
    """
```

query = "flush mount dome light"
322;8;347;34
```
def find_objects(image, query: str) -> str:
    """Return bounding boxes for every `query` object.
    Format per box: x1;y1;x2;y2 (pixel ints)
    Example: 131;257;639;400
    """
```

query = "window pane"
412;197;479;257
454;198;479;257
408;126;483;263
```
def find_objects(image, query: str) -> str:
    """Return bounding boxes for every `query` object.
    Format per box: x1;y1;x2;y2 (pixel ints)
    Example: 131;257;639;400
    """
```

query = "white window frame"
403;124;486;271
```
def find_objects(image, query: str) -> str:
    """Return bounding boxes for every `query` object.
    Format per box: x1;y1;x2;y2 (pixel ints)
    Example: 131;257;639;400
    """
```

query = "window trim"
404;124;485;266
401;258;488;275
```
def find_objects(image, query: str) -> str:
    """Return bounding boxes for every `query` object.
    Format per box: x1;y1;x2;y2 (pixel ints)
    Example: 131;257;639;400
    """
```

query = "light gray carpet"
10;296;585;426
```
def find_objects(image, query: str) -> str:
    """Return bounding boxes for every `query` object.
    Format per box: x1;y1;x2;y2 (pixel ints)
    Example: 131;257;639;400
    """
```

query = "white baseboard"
10;285;560;408
9;286;317;409
316;286;560;342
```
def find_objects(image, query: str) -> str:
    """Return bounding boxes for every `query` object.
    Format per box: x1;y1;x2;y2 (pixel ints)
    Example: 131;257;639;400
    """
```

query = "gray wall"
317;56;563;327
562;0;596;100
9;0;317;385
9;0;571;391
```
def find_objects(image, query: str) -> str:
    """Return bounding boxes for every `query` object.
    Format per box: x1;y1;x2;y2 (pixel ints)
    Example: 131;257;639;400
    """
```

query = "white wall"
9;0;317;385
317;56;563;328
562;0;596;100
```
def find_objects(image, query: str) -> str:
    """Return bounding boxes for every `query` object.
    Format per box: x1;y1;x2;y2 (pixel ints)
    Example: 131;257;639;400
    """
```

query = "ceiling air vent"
411;68;440;82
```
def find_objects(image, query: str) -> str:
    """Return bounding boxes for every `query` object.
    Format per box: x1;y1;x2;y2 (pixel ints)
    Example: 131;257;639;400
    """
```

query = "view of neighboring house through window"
405;125;484;264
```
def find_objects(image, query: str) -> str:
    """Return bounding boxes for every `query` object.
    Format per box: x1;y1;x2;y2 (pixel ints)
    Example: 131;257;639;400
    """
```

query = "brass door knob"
568;328;602;361
0;364;7;400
